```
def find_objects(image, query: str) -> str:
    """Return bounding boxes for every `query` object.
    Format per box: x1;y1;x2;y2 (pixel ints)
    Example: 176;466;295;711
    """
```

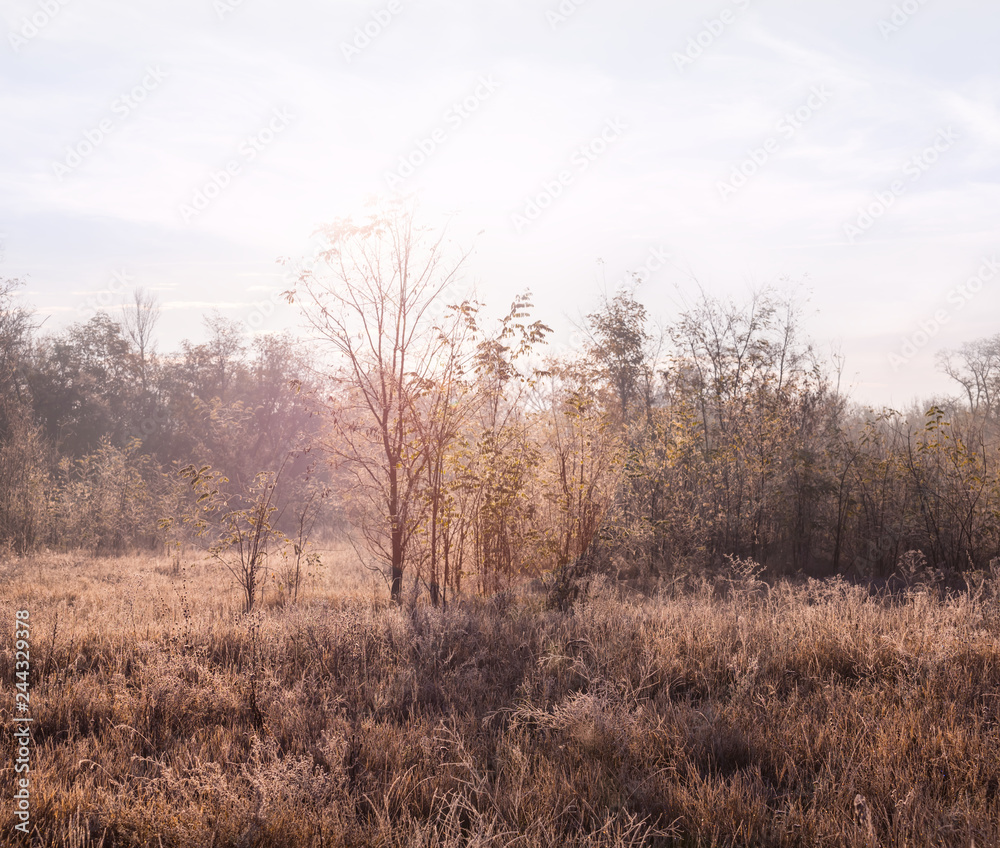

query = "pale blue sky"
2;0;998;406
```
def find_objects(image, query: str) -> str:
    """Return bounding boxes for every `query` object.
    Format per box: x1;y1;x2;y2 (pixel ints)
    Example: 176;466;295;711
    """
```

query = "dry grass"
1;552;998;847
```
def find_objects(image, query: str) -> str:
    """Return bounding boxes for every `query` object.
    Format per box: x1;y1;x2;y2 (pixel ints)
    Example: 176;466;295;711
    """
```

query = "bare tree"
121;287;160;393
938;334;1000;418
286;200;470;603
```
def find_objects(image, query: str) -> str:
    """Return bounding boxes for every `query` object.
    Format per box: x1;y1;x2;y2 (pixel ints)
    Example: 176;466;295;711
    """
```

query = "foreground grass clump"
1;554;999;847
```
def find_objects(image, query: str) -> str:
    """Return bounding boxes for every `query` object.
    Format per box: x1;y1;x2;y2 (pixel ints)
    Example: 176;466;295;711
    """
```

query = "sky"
2;0;998;408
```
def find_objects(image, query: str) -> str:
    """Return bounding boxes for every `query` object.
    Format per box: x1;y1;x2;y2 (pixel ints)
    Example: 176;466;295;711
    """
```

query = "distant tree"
659;287;829;569
158;319;317;497
938;334;1000;418
29;313;138;456
0;278;47;552
587;286;651;422
171;313;247;405
0;277;34;411
121;287;160;394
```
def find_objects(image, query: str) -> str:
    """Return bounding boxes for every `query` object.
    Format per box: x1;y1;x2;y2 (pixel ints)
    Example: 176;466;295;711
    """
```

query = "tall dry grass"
1;551;998;846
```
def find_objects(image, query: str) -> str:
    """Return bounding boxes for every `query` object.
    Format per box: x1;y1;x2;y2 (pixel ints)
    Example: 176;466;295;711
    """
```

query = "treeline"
609;292;1000;580
3;206;1000;601
551;287;1000;583
0;278;323;556
282;203;1000;605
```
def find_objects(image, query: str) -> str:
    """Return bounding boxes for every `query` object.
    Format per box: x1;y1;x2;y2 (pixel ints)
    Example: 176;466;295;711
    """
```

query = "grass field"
1;551;999;847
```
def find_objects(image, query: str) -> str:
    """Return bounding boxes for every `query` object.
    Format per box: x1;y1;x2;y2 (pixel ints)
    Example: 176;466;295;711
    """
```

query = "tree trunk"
390;563;403;604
